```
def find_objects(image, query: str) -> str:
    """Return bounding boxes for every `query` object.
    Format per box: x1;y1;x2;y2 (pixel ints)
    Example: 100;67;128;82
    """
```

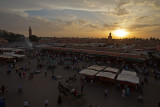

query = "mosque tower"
29;26;32;37
108;32;112;43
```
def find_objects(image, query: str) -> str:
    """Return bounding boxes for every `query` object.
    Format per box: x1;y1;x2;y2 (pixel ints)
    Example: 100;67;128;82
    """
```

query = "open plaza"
0;47;160;107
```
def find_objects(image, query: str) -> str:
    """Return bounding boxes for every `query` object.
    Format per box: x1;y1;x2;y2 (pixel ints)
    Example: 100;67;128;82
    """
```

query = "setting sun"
113;29;128;38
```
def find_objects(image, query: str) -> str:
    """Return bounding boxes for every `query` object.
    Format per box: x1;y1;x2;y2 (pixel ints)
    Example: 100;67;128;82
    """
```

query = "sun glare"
113;29;128;38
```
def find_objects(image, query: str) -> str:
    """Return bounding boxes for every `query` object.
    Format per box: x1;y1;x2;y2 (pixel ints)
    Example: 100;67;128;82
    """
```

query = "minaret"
29;26;32;37
108;32;112;44
108;32;112;40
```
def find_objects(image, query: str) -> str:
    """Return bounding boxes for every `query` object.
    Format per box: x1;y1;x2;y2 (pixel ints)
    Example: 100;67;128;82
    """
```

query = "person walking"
126;87;130;96
144;75;148;83
122;89;126;99
23;72;26;78
2;85;5;94
104;88;108;97
18;84;22;93
45;71;47;77
19;72;22;78
137;94;143;103
24;100;28;107
81;84;84;93
91;79;93;85
57;93;62;104
44;99;48;107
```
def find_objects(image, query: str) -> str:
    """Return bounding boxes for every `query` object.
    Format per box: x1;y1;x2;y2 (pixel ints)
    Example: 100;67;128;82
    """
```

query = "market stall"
79;69;98;79
96;72;116;83
3;52;25;60
121;70;137;76
0;55;14;63
117;74;139;87
87;65;106;71
104;67;119;74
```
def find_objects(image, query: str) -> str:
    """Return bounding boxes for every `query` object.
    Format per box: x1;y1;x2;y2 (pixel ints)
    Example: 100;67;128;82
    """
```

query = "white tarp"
0;48;14;51
96;72;116;80
88;65;106;71
0;55;14;59
13;49;24;52
3;52;25;58
121;70;137;76
104;67;119;73
79;69;98;76
0;48;24;51
117;74;139;84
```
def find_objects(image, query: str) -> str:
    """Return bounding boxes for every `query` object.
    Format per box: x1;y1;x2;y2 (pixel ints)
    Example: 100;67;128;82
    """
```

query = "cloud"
83;0;96;7
88;24;97;28
78;19;90;25
129;24;160;30
117;1;132;8
136;16;149;21
0;0;160;38
0;11;102;37
114;8;130;16
0;12;65;36
103;23;119;30
103;1;130;16
114;1;131;16
152;1;160;9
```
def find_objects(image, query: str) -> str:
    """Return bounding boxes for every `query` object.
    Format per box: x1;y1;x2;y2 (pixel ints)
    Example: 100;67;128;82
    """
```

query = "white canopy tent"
121;70;137;76
3;52;25;58
87;65;106;71
0;55;14;59
79;69;98;76
96;72;116;80
104;67;119;74
117;74;139;84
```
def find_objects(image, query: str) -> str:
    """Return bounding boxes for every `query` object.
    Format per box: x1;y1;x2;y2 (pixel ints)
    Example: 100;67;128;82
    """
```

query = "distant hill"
0;29;25;42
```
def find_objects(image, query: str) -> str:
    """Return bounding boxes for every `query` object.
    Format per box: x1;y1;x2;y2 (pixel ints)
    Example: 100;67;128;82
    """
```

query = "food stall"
79;69;98;79
117;74;139;87
121;70;137;76
87;65;106;71
3;52;25;60
104;67;119;74
0;55;14;63
96;72;116;83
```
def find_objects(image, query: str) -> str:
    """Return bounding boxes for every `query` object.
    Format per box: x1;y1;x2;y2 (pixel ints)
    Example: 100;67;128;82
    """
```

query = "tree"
0;29;25;42
29;35;39;42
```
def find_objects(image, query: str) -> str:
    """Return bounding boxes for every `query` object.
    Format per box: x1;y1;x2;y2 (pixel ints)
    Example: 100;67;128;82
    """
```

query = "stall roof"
44;47;141;59
13;49;24;52
0;55;14;59
0;48;24;52
96;72;116;80
88;65;106;71
104;67;119;73
79;69;98;76
117;74;139;84
3;52;25;58
121;70;137;76
0;48;13;51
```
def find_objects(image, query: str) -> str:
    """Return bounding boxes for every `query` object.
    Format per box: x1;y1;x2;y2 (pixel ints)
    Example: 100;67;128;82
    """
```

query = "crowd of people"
0;47;160;107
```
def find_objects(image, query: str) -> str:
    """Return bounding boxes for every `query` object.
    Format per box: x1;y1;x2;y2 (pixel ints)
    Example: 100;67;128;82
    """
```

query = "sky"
0;0;160;38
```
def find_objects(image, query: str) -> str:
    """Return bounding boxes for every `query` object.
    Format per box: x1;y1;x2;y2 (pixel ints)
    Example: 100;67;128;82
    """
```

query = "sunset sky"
0;0;160;38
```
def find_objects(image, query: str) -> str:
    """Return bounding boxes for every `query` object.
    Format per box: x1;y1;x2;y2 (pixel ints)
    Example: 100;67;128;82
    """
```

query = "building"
29;26;32;37
156;44;160;52
0;38;8;44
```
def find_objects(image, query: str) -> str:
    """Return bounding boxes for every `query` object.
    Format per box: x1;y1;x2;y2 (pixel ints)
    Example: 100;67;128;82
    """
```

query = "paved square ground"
0;56;160;107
